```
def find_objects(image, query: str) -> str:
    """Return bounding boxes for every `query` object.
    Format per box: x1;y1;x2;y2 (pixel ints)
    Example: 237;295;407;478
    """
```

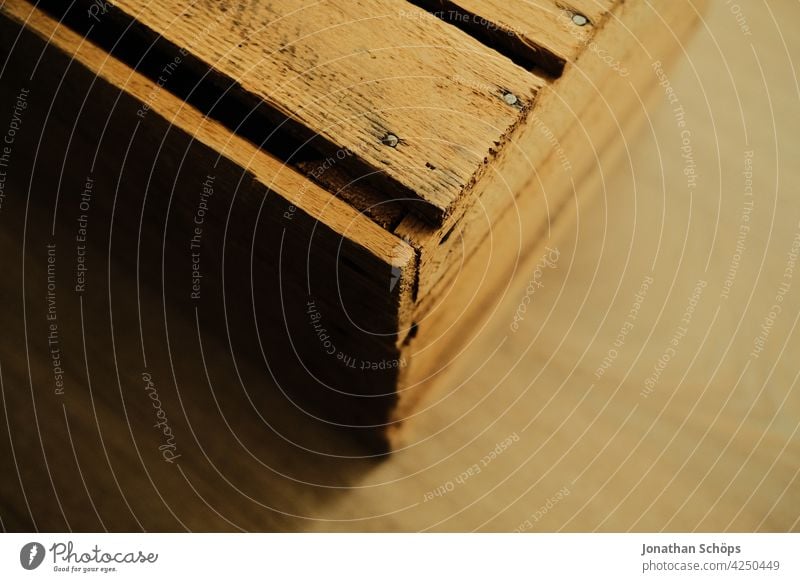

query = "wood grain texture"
411;0;616;73
89;0;546;222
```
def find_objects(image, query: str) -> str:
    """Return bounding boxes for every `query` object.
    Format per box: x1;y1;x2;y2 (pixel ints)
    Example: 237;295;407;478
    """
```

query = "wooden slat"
412;0;617;72
0;0;415;272
87;0;546;223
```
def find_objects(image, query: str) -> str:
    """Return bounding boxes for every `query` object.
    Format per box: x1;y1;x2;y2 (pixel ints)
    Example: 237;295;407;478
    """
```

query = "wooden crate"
0;0;706;452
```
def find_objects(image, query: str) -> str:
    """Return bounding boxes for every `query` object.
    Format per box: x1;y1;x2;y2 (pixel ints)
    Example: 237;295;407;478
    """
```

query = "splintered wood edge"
0;0;416;282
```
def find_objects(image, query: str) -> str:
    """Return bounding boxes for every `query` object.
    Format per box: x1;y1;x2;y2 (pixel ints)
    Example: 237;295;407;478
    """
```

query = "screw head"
571;13;589;26
381;133;399;147
503;92;518;106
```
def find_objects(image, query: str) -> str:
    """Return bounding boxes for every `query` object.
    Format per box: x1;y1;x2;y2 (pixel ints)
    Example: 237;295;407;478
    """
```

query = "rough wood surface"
83;0;547;223
411;0;616;73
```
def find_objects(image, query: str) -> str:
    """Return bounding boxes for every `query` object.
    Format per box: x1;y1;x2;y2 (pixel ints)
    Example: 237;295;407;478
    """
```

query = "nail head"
382;133;399;147
571;13;589;26
503;92;518;106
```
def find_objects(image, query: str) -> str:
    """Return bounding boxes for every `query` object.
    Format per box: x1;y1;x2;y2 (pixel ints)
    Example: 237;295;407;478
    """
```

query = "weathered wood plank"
410;0;617;74
80;0;546;222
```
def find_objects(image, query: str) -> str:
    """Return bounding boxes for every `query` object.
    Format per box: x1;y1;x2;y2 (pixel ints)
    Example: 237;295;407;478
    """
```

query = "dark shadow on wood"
0;14;399;532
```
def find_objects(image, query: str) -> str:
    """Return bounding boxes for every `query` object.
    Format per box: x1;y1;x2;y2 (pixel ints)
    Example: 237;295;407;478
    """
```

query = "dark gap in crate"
30;0;426;228
401;322;419;347
406;0;566;78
